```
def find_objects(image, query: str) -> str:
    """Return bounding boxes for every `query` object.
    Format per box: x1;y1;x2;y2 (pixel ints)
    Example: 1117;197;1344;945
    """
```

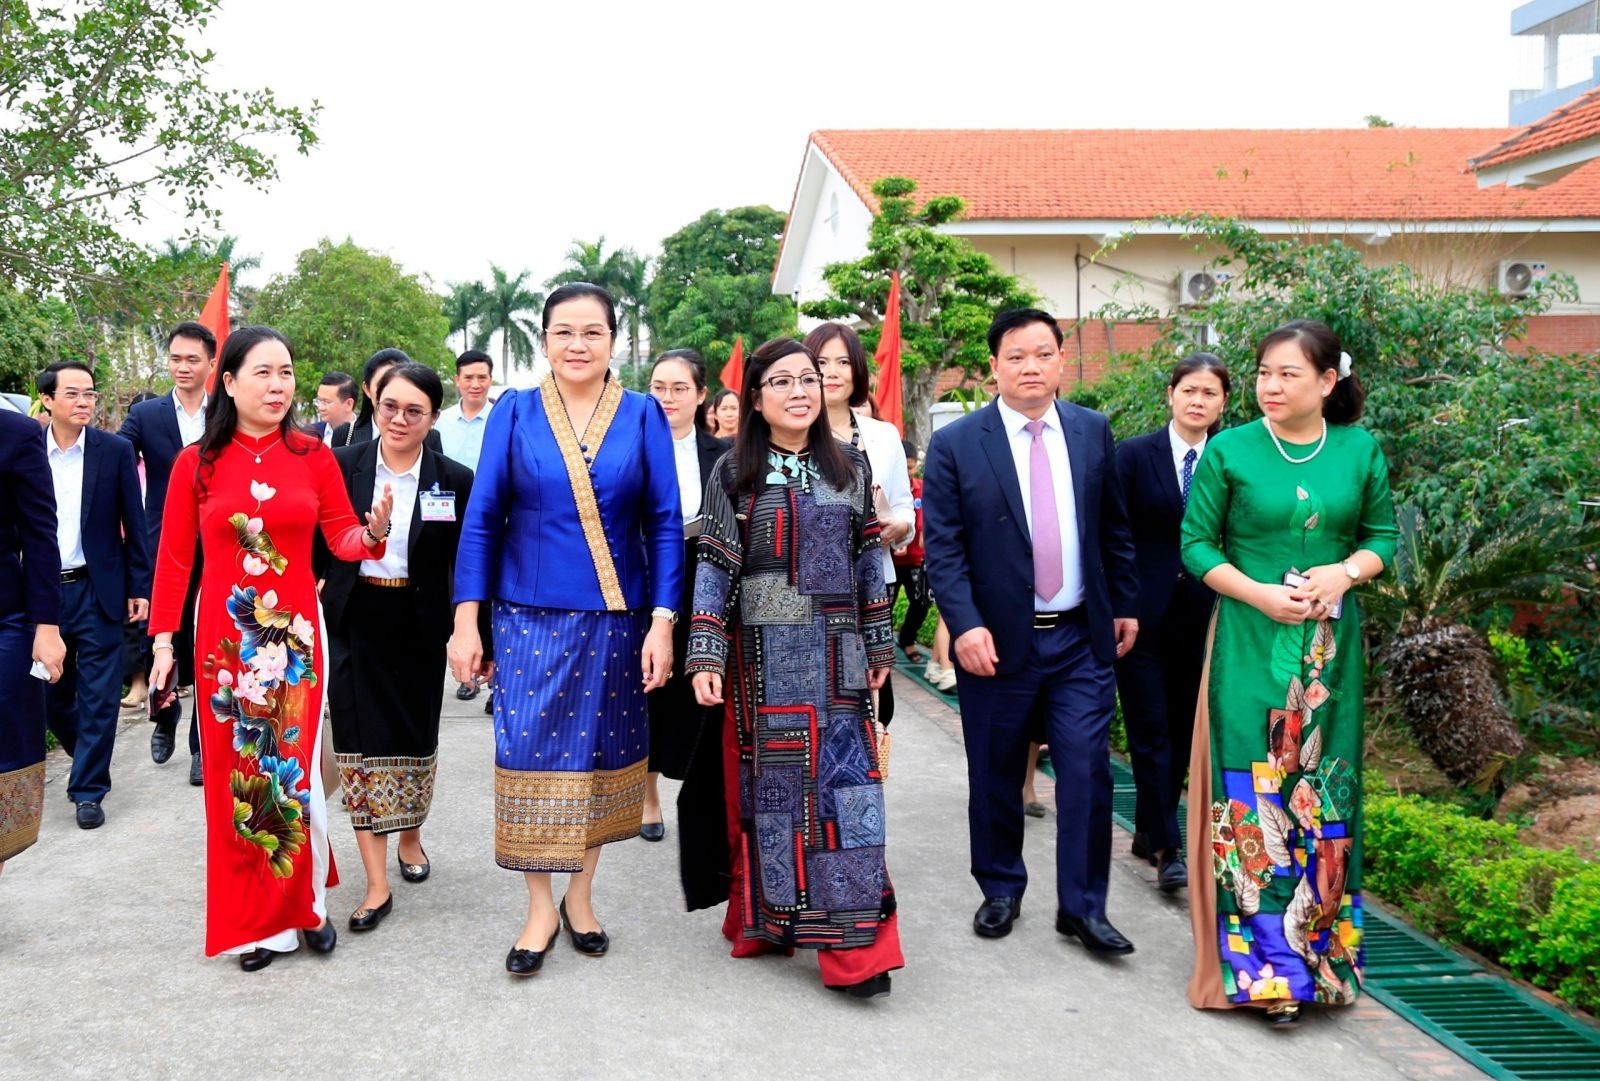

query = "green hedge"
1365;789;1600;1013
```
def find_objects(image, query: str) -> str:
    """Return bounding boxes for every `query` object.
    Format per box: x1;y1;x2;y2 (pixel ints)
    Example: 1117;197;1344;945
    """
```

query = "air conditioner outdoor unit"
1176;267;1231;306
1497;260;1548;296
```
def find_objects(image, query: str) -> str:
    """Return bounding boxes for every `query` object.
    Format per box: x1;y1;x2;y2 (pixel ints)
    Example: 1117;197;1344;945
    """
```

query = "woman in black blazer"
0;409;65;873
1112;353;1230;893
643;349;729;846
318;363;475;931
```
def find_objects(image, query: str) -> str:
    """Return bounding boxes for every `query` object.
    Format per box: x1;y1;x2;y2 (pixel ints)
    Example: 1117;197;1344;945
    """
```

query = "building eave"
1474;135;1600;189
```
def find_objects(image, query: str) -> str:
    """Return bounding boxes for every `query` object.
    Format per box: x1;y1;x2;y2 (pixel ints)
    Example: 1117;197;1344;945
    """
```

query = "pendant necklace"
766;446;814;486
233;435;282;465
1262;416;1327;464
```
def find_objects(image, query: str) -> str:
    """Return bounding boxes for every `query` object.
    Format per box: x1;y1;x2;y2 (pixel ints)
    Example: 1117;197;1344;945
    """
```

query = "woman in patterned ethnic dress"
688;337;904;999
149;326;395;972
449;283;682;977
1180;321;1398;1026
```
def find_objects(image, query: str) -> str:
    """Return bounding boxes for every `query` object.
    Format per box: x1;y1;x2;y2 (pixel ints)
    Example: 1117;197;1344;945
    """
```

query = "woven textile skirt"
327;581;446;835
491;603;649;872
0;611;45;862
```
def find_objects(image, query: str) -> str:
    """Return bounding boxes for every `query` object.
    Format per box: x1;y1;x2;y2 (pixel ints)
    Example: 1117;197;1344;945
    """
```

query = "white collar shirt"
849;410;916;586
1167;422;1206;491
46;426;88;570
437;400;492;473
360;448;422;579
173;391;207;446
673;429;702;521
996;397;1083;611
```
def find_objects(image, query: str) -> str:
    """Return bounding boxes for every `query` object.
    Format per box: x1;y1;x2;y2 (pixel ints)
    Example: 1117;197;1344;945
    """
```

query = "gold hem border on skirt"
494;759;647;872
0;761;45;863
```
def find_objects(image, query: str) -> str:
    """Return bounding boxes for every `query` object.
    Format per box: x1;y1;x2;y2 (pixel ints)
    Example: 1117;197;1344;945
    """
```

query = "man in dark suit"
312;370;359;447
119;321;213;784
923;308;1140;953
38;362;149;829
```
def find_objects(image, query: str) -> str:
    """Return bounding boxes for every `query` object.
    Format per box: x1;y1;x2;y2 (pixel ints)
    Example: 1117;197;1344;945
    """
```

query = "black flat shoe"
189;754;204;786
559;897;610;956
304;919;337;954
1056;912;1135;955
973;896;1021;939
348;894;393;932
1266;1002;1301;1027
150;717;176;764
238;947;274;972
1130;832;1157;866
1157;851;1188;893
455;681;478;701
506;925;560;977
829;972;892;998
639;820;665;842
397;848;430;883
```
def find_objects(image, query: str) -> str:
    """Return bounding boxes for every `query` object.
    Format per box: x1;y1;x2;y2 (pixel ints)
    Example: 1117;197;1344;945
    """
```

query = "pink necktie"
1025;420;1063;601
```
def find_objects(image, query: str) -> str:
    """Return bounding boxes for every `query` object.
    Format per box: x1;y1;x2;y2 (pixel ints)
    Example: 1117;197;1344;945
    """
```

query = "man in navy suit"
38;362;150;829
923;308;1140;953
311;370;359;447
118;321;212;782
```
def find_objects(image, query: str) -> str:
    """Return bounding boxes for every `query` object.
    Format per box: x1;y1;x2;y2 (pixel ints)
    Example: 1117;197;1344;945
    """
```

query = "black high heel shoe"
348;893;393;932
303;919;337;954
829;972;892;999
506;923;560;977
559;897;610;956
397;847;430;884
238;947;274;972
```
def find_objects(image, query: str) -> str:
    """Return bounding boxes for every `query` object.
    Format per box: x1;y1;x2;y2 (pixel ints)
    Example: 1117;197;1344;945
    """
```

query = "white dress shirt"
360;447;422;578
673;429;702;521
996;397;1083;611
173;391;207;446
437;400;492;472
1168;422;1207;490
47;426;87;570
851;411;915;586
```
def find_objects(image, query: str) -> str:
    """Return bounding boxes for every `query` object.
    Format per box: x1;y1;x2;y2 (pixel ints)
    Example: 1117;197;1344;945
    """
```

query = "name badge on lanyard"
420;483;456;522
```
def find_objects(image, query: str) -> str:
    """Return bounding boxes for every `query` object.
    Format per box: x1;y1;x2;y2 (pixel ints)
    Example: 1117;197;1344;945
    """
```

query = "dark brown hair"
801;323;869;408
1254;320;1364;425
730;338;854;494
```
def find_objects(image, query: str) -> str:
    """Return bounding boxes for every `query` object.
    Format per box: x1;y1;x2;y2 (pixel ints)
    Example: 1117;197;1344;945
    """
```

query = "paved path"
0;675;1481;1080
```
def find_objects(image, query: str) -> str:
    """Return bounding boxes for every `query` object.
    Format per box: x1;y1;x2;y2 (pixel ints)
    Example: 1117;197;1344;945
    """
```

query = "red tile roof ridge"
1469;85;1600;171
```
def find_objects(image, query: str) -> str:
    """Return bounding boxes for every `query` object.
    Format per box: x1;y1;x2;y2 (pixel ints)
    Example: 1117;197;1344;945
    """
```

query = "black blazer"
63;427;150;621
1113;428;1216;629
316;441;474;640
350;412;442;455
0;411;60;626
923;399;1138;673
118;393;194;556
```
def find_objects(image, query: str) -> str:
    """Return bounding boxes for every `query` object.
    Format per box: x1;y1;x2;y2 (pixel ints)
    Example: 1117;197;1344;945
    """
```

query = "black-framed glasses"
377;401;433;425
760;373;823;393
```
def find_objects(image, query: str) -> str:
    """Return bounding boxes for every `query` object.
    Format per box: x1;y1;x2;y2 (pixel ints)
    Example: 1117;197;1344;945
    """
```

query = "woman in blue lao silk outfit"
450;283;683;978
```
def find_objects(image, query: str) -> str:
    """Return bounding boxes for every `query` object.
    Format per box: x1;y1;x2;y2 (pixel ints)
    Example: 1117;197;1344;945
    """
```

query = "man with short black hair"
39;361;149;828
313;371;359;446
119;321;214;783
437;350;493;473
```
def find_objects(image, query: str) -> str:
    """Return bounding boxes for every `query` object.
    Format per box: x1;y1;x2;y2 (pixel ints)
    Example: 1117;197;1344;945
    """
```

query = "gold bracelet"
153;643;175;652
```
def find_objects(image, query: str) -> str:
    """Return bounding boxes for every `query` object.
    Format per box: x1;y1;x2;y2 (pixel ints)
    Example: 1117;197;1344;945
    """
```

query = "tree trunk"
903;364;941;451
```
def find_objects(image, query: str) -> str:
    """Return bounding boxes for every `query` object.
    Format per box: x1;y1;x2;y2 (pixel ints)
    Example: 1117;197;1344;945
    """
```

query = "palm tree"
444;280;487;353
472;265;543;370
546;238;649;369
1367;502;1599;787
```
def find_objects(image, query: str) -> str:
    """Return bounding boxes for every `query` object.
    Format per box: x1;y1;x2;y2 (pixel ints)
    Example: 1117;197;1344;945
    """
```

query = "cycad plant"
1365;502;1599;788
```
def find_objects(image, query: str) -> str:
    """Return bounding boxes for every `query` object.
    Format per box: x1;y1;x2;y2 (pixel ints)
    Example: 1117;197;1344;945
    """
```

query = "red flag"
199;263;230;393
720;335;744;394
873;271;904;436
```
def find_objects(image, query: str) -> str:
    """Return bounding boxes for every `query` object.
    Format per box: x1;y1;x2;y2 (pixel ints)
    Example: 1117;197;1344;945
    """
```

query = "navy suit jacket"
0;411;61;626
922;398;1138;673
118;394;191;556
1113;428;1216;629
56;426;150;622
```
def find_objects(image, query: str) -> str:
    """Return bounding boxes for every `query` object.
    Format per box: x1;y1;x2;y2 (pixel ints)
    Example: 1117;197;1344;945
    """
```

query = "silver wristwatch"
651;607;678;624
1342;560;1361;582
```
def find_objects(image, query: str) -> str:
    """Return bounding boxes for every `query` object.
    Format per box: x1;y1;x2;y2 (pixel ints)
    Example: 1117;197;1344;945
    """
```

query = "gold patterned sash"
541;374;628;610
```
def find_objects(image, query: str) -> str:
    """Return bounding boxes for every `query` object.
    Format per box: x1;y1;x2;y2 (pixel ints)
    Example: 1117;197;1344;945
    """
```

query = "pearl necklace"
233;435;282;465
1262;416;1327;464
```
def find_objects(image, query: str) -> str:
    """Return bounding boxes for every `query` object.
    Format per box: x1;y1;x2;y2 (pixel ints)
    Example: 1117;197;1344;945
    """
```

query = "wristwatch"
1342;560;1361;582
651;607;678;625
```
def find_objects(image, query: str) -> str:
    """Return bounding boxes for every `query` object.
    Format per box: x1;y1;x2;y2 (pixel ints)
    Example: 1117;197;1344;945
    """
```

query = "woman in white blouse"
803;323;916;726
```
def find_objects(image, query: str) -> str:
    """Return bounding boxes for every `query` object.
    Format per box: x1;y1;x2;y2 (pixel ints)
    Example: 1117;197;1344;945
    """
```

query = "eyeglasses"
53;389;99;403
649;382;697;399
760;373;823;394
312;398;335;411
377;401;433;425
546;329;612;345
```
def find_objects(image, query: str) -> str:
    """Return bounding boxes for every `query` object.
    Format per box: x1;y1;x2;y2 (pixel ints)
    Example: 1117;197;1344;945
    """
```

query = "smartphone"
1283;570;1342;620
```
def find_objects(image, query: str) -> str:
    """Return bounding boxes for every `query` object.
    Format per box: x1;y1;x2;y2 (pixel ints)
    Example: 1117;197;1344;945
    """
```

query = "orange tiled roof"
1470;85;1600;171
809;128;1600;221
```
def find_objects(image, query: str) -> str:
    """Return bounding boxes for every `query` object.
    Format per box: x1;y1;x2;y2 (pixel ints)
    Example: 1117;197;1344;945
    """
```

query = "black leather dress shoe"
560;898;610;956
1056;913;1135;955
639;821;665;842
238;947;274;972
1157;851;1188;893
455;681;478;701
506;925;560;977
348;894;393;932
75;801;105;830
1130;832;1157;865
189;754;204;786
397;848;430;883
973;896;1021;938
150;718;177;764
829;972;892;998
303;919;337;954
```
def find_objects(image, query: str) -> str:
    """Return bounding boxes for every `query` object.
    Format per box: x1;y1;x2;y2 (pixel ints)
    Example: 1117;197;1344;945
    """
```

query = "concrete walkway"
0;675;1481;1081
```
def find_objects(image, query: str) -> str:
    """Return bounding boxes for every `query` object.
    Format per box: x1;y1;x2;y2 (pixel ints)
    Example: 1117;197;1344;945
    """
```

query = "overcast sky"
135;0;1543;293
